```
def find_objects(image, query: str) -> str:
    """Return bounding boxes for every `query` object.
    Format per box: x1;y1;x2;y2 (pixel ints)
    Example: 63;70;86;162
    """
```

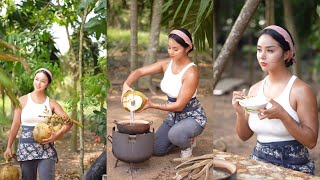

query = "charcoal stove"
108;127;154;168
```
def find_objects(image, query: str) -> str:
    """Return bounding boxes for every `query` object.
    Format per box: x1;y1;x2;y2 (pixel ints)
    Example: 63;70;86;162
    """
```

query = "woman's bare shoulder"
19;94;28;107
248;80;264;97
292;78;316;99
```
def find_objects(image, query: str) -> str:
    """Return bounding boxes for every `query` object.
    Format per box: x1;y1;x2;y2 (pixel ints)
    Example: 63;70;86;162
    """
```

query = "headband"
169;30;193;49
35;68;53;81
264;25;295;63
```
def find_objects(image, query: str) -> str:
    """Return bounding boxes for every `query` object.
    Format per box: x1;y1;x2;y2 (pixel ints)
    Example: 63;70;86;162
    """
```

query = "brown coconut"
122;90;147;112
33;122;52;144
0;164;20;180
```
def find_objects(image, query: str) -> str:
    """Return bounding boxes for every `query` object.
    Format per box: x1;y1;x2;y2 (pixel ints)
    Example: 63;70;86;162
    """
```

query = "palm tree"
162;0;214;51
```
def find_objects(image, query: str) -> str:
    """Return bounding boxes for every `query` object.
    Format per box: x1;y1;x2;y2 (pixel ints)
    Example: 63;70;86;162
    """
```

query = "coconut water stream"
129;100;135;125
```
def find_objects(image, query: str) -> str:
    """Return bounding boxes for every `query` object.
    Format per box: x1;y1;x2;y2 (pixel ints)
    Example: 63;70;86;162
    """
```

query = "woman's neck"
174;56;191;66
267;69;292;84
31;91;47;103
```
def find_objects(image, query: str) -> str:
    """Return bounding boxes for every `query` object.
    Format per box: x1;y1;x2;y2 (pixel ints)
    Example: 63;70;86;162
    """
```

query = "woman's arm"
4;96;26;158
232;82;262;141
4;107;22;158
122;59;170;97
260;80;318;148
145;65;198;112
42;100;73;144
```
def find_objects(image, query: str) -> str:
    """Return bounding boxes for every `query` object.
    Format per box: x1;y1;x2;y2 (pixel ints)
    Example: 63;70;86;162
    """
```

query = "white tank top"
248;75;299;143
21;93;52;126
160;60;197;98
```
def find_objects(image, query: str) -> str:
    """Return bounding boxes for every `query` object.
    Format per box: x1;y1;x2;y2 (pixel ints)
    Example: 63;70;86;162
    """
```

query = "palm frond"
161;0;213;51
0;51;30;73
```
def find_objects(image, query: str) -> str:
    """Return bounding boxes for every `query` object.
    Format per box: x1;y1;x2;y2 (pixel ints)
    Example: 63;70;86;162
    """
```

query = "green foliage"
89;108;106;145
82;72;107;108
107;28;168;53
83;0;106;40
161;0;213;51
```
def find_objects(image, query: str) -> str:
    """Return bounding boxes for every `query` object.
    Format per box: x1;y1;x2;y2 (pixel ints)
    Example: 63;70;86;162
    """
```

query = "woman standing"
232;25;318;174
122;28;207;158
4;68;73;180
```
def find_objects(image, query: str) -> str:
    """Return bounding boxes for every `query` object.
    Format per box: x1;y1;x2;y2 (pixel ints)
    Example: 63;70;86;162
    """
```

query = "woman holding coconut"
122;28;207;158
4;68;73;180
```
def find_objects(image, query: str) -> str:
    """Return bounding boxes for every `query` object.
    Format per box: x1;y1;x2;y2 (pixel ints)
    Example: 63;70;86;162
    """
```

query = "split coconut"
122;91;147;112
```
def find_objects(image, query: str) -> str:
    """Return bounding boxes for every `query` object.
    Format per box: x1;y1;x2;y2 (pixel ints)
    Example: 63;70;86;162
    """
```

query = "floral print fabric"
250;140;314;175
17;126;57;162
166;97;207;128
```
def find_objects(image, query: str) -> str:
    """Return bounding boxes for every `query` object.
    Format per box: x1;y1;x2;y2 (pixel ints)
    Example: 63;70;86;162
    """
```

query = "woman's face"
33;72;49;91
167;38;188;61
257;34;288;71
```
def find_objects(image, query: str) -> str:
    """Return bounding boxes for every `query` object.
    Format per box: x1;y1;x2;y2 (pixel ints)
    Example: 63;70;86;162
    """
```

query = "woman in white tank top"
122;28;207;158
231;25;318;175
3;68;73;180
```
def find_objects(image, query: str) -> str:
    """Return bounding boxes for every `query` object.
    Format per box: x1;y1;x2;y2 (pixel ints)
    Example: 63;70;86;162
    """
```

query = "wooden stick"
190;160;213;179
174;154;214;169
176;159;211;175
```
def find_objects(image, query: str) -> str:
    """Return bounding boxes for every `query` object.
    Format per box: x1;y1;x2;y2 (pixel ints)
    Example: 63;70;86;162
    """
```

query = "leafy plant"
89;108;106;145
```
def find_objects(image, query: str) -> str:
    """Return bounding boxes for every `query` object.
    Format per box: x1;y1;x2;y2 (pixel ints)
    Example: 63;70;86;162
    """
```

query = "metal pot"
113;120;153;135
108;127;154;164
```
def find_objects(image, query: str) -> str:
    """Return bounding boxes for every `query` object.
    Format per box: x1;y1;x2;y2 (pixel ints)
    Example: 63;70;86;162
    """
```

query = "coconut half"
122;91;147;112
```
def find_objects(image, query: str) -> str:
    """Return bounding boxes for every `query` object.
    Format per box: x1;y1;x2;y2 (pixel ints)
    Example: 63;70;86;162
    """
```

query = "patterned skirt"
17;125;57;162
250;140;314;175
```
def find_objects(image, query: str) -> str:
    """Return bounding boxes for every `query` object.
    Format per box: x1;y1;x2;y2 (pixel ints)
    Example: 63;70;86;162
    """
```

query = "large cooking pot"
114;120;153;135
108;127;154;164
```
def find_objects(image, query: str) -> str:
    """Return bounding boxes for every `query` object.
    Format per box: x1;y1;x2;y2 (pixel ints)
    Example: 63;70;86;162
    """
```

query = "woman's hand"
121;82;134;102
258;99;287;120
42;131;59;144
136;98;152;112
3;147;13;160
232;89;246;113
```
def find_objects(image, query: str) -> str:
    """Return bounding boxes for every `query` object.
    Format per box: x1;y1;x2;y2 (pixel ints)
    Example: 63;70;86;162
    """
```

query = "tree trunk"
139;0;163;92
64;16;79;153
70;94;78;152
130;0;138;73
265;0;275;26
79;6;89;176
212;0;217;63
105;4;108;173
212;0;261;90
283;0;300;77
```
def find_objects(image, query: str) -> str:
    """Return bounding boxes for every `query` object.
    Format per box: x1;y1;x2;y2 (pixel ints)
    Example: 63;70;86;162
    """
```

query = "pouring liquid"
130;110;135;125
129;99;136;125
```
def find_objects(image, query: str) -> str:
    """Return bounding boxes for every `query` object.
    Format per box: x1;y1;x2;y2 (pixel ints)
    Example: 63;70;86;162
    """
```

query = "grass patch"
108;28;168;54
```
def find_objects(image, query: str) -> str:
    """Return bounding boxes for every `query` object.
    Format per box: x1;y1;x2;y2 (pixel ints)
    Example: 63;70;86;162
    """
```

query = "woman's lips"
260;62;267;66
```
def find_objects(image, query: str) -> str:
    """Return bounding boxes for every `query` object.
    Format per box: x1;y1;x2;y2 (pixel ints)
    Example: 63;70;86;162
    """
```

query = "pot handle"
107;135;112;144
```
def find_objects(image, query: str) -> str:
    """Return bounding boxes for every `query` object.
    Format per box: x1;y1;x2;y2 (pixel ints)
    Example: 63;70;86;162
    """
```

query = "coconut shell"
52;124;62;133
0;165;20;180
122;91;147;112
33;122;52;144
